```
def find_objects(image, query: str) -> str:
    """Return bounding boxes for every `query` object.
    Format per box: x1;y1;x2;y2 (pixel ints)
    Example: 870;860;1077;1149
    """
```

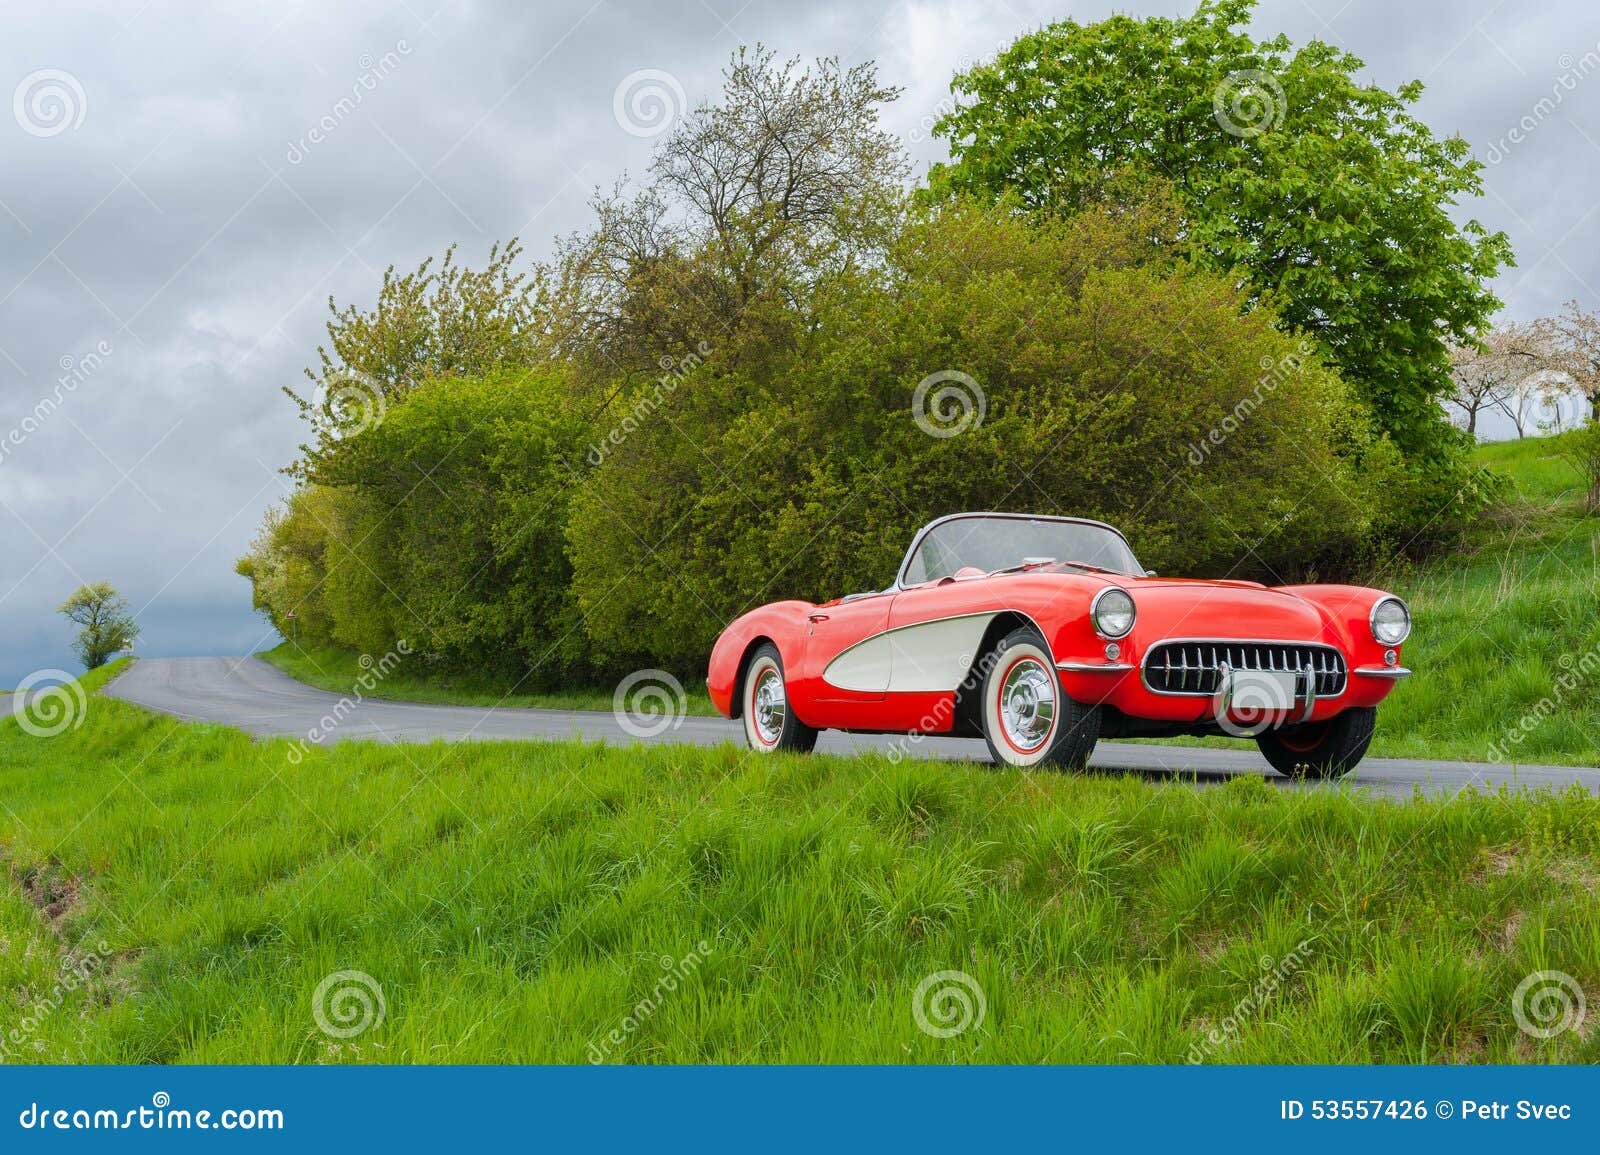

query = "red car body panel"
707;518;1407;739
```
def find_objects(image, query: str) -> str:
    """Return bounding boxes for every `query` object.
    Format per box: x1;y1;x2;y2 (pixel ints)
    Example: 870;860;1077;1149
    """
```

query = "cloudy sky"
1;0;1597;686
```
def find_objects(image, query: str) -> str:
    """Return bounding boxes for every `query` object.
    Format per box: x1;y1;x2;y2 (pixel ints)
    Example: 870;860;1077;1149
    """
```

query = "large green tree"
928;0;1511;510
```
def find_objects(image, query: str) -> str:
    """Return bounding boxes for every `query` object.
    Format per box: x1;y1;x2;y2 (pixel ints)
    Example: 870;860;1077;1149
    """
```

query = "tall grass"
1371;433;1600;765
1;663;1596;1064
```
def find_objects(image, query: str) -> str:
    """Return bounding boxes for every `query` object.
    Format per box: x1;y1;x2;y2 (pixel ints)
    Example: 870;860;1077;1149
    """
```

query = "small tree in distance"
1445;324;1546;437
58;582;140;670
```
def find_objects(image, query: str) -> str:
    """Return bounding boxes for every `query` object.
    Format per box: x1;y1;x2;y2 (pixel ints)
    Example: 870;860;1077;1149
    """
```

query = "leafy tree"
247;368;594;682
928;0;1512;519
251;47;912;679
235;485;363;645
58;582;140;670
1563;422;1600;513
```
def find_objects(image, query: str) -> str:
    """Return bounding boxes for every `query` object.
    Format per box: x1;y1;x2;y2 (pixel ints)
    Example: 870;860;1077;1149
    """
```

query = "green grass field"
2;660;1599;1064
1365;435;1599;765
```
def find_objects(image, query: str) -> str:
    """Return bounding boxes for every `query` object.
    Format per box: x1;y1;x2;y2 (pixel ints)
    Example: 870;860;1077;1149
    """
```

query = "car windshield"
900;516;1141;584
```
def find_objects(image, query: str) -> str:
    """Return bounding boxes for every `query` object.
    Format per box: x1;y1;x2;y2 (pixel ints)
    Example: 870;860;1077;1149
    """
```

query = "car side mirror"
1145;569;1158;577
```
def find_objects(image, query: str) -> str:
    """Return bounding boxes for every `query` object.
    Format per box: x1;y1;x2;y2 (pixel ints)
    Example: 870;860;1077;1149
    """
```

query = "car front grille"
1142;641;1346;697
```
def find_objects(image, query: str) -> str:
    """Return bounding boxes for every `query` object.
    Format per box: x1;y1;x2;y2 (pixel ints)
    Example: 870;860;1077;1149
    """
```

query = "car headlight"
1370;596;1411;645
1091;587;1136;639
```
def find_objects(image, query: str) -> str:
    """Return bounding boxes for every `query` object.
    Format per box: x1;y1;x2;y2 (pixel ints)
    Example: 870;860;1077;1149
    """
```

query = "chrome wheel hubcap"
752;667;785;745
1000;659;1056;751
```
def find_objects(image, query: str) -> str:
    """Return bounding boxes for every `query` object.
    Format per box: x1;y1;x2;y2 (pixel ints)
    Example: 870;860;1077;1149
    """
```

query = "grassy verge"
1367;433;1598;765
2;662;1598;1064
257;642;717;716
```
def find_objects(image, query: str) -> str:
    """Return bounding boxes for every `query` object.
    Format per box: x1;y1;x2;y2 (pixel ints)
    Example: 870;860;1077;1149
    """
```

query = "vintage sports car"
707;513;1412;778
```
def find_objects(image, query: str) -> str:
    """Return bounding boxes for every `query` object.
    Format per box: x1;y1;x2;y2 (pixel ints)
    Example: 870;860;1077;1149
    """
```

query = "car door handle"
807;613;830;623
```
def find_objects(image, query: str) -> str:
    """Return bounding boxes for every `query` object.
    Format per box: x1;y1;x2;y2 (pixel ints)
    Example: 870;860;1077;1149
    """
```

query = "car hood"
1097;574;1333;641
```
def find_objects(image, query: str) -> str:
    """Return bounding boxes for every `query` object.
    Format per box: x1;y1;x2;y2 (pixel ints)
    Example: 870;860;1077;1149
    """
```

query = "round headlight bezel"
1369;596;1411;646
1091;586;1136;640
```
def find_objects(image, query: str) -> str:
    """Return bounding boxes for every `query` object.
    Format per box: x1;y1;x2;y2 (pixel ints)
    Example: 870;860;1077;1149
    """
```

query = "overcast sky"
1;0;1597;686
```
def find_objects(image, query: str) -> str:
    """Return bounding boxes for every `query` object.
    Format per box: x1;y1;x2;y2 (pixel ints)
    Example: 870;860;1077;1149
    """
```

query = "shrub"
244;368;594;684
1562;422;1600;513
567;200;1382;674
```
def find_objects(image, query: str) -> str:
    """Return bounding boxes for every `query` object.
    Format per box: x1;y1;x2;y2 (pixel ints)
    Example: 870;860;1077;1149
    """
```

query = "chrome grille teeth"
1143;641;1347;697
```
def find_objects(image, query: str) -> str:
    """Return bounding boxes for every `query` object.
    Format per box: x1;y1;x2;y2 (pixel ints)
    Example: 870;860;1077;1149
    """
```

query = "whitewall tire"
741;644;819;754
979;628;1099;770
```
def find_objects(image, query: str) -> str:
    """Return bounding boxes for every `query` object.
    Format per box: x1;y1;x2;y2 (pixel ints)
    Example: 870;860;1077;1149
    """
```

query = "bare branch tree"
555;45;910;385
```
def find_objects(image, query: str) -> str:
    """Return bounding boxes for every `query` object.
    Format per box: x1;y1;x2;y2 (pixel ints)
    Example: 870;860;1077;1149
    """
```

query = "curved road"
103;656;1600;800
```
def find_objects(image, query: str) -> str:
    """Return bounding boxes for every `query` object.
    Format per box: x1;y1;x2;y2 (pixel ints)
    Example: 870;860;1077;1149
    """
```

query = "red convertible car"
707;513;1411;778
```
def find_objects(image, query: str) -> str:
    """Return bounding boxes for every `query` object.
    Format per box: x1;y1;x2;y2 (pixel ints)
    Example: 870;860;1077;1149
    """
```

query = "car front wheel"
1255;706;1376;779
979;627;1100;770
740;643;819;754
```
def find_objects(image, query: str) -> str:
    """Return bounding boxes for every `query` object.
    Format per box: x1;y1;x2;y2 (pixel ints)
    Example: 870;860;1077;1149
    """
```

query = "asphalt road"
101;656;1600;800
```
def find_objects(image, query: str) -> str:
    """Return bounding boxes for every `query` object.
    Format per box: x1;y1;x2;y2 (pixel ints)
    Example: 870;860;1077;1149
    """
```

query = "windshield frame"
893;512;1142;589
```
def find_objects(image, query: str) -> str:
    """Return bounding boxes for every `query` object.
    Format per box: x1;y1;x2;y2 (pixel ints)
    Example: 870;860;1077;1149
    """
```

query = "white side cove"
822;613;998;694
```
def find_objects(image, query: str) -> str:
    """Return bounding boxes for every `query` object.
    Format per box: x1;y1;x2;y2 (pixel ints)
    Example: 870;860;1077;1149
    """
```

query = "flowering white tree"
1533;300;1600;424
1446;323;1546;436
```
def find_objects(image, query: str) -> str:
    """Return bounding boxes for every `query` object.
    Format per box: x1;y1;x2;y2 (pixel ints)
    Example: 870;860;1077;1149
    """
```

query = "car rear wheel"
1255;706;1376;779
979;627;1099;770
740;644;818;754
